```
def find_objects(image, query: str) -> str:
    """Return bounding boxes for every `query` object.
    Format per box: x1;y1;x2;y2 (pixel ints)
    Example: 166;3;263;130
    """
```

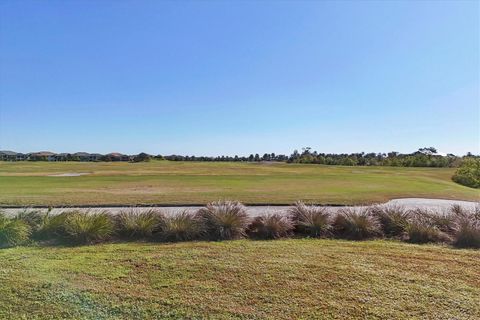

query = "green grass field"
0;239;478;319
0;161;478;206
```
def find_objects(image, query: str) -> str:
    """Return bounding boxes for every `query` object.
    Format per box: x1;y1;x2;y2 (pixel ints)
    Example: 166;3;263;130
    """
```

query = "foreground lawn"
0;161;477;206
0;240;478;319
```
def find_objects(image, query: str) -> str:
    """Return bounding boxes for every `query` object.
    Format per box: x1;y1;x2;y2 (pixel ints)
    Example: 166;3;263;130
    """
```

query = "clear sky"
0;0;478;156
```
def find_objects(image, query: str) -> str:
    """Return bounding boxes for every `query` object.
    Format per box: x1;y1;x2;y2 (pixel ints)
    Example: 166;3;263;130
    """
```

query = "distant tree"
418;147;437;155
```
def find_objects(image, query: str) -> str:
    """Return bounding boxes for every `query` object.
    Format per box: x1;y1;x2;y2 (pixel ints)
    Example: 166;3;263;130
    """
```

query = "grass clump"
158;210;201;242
333;208;382;240
247;214;293;239
370;205;410;238
406;209;450;244
451;204;480;248
197;200;250;240
115;209;162;239
62;211;114;244
14;209;46;234
35;211;75;240
289;201;332;237
0;212;31;247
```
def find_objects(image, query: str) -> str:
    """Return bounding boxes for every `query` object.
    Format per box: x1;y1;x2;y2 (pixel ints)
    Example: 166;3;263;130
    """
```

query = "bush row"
1;201;479;249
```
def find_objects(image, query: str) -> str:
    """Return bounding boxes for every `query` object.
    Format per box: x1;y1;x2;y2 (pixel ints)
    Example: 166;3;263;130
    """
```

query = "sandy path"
1;198;477;216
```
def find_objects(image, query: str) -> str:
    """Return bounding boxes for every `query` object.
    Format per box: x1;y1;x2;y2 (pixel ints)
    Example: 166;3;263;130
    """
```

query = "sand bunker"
48;172;90;177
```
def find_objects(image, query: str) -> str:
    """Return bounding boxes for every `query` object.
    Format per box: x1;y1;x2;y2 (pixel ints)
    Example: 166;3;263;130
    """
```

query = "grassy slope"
0;161;478;206
0;240;478;319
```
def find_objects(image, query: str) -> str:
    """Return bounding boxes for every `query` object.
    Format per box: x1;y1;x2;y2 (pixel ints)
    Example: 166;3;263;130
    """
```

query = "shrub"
197;201;250;240
289;201;331;237
115;209;162;239
0;213;31;247
158;210;201;242
63;211;114;244
247;214;293;239
452;158;480;188
451;205;480;248
406;209;450;244
333;208;382;240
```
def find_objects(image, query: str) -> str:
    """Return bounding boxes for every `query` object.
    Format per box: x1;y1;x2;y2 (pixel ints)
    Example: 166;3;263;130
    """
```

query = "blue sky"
0;0;478;156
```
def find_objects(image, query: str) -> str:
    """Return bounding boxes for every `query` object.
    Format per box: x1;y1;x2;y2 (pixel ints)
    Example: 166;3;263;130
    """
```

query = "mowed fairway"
0;240;479;319
0;161;478;206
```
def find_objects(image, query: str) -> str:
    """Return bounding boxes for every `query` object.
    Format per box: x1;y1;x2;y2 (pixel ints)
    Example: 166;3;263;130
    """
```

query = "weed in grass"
333;208;382;240
289;201;332;237
197;200;250;240
247;214;293;239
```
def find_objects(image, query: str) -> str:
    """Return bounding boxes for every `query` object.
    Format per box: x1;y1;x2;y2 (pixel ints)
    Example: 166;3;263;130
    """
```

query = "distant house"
89;153;103;161
73;152;92;162
16;153;27;161
0;150;18;161
53;153;71;161
28;151;57;161
105;152;131;161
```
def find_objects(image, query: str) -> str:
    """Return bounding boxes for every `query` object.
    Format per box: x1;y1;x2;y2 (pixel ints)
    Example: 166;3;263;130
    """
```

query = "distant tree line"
284;147;473;168
154;147;477;168
2;147;478;168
